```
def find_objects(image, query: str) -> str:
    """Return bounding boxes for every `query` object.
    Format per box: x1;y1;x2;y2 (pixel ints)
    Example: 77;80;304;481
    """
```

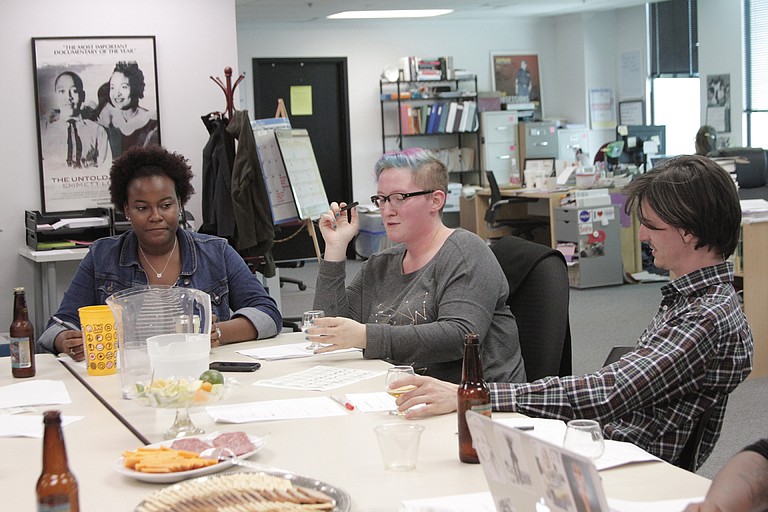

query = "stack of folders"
399;101;479;135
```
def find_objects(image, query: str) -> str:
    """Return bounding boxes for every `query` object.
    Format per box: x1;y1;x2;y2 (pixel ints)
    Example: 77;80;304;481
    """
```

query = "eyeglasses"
370;190;434;208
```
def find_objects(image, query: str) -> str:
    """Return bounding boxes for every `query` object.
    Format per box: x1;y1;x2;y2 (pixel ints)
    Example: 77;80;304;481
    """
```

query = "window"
649;0;699;155
746;0;768;147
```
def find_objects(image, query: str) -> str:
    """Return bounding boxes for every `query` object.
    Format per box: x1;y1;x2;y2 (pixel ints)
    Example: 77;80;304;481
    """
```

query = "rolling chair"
602;345;714;472
484;171;549;241
490;235;572;381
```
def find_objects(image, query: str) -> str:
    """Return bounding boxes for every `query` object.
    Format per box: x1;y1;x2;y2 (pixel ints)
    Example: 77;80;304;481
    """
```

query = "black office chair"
491;235;572;381
484;171;549;241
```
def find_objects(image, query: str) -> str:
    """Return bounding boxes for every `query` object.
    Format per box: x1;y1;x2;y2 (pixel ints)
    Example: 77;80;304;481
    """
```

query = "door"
252;57;353;261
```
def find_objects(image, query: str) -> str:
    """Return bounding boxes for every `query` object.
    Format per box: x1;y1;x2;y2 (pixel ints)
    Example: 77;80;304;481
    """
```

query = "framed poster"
619;100;645;126
32;36;160;213
490;51;542;117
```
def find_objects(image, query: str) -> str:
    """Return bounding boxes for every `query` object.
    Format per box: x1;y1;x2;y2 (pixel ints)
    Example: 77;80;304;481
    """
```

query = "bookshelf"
735;220;768;378
379;76;482;185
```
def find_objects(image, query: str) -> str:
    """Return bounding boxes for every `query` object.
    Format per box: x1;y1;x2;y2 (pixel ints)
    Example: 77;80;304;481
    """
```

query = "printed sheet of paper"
0;380;72;409
206;397;347;424
238;342;360;361
345;392;397;413
253;365;386;391
0;415;83;438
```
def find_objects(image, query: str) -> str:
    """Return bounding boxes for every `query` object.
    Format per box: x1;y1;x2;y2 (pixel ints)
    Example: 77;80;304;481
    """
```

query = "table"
18;247;89;336
459;188;643;274
3;333;711;511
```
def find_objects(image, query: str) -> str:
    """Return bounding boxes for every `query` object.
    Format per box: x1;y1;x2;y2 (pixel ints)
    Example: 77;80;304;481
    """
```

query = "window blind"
746;0;768;111
650;0;698;77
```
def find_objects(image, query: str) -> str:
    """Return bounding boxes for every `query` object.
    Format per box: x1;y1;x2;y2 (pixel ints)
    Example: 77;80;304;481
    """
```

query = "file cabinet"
480;111;520;185
518;121;559;163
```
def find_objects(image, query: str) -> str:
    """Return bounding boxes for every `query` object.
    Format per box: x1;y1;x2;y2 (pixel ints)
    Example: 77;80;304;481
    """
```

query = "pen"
51;315;80;331
339;201;359;213
514;426;535;431
330;394;355;411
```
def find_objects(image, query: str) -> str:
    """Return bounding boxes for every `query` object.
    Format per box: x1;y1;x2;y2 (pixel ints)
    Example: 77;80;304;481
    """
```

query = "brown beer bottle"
37;410;79;512
10;287;35;378
457;332;491;463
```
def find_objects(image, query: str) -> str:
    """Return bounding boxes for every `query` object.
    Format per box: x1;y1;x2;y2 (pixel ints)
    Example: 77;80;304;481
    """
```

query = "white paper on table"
608;496;704;512
0;415;83;438
493;418;661;470
400;492;496;512
595;439;662;470
253;365;386;391
494;417;568;444
206;396;347;423
57;354;86;369
237;342;360;361
0;380;72;409
345;391;397;413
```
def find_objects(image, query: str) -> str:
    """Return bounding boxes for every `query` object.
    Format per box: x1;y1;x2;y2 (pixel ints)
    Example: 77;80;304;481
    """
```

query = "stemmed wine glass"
384;366;416;416
562;419;605;460
303;310;325;351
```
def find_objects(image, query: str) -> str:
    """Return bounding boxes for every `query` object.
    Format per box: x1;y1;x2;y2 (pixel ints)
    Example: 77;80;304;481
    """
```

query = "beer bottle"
10;287;35;378
37;410;79;512
457;332;491;463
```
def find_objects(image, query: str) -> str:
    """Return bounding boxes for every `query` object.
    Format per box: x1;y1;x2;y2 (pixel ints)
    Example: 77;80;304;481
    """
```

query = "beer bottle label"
10;337;33;368
38;497;74;512
470;402;492;418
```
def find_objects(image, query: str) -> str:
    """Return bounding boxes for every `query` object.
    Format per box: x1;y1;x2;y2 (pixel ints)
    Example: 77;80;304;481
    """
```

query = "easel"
274;98;322;261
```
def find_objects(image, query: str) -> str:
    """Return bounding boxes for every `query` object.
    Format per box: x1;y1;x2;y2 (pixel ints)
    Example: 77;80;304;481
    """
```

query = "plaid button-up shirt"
490;262;753;468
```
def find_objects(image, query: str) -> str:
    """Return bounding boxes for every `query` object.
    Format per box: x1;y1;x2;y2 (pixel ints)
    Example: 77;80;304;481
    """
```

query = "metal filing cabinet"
554;205;623;288
518;121;559;164
480;111;519;186
557;128;591;163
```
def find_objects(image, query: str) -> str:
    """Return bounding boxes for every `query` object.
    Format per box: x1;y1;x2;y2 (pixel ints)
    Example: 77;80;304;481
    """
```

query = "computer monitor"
616;125;666;167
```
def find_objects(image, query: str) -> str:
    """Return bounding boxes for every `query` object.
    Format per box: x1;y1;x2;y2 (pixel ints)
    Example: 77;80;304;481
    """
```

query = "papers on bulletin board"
590;87;617;129
275;129;330;220
254;129;300;225
253;365;386;391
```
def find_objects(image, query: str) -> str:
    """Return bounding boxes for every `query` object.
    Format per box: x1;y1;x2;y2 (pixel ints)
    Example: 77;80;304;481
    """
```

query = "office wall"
699;0;743;146
236;8;648;200
1;0;238;327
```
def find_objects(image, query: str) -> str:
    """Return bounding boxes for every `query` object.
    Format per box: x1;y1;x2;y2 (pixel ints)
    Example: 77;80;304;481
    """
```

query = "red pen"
330;394;355;411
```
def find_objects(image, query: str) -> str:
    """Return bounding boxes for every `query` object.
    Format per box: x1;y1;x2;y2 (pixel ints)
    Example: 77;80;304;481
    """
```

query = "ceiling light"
327;9;453;19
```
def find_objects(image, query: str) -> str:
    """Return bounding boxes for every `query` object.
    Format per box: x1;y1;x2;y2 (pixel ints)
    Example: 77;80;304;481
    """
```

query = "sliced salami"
212;431;255;456
170;437;213;454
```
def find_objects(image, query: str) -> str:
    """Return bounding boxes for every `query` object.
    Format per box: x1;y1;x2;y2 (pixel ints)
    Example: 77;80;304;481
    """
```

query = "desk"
3;334;711;511
18;247;89;335
738;220;768;377
460;188;643;274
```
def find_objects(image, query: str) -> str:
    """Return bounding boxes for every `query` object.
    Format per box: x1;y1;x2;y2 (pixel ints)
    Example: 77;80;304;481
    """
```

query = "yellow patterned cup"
78;305;119;376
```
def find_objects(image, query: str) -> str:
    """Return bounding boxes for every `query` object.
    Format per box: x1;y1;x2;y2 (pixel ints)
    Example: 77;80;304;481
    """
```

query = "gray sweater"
314;229;526;384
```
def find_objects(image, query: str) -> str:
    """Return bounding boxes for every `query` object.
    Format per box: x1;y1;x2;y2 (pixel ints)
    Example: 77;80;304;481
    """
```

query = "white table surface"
2;333;711;511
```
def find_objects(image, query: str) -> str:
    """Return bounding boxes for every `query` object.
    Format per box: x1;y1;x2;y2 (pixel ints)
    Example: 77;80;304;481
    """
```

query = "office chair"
490;235;572;381
484;171;549;241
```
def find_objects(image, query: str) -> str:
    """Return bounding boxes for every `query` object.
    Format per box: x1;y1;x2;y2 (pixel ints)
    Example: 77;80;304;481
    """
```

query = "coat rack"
210;67;245;119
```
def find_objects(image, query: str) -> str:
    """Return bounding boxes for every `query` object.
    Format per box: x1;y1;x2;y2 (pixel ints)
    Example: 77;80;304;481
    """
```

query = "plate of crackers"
134;470;349;512
115;431;265;484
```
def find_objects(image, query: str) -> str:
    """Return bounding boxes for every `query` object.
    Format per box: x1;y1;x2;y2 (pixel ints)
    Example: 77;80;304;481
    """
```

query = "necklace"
139;237;178;278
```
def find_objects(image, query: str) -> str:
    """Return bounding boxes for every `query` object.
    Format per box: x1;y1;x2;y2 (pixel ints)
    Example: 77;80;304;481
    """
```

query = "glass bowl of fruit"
128;369;234;439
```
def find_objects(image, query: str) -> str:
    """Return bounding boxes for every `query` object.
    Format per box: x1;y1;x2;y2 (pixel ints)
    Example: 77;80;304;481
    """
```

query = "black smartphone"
209;361;261;372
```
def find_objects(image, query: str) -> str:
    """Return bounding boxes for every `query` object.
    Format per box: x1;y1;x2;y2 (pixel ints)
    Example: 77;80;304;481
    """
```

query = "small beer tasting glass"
384;366;416;416
303;310;325;351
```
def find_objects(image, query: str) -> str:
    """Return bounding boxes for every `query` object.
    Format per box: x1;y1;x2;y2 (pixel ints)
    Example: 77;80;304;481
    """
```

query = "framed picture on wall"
32;36;160;213
490;51;542;117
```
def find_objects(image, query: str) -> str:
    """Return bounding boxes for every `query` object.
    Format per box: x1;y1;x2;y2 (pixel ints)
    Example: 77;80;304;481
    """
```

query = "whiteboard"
274;129;330;221
254;130;299;225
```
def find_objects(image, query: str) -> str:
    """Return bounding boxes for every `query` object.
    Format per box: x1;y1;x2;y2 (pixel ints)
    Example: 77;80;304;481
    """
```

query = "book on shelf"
445;102;459;133
438;103;450;133
452;103;464;133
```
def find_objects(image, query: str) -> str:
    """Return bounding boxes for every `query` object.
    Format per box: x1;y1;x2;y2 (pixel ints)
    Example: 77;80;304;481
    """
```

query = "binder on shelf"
445;102;458;133
452;103;464;133
438;103;450;133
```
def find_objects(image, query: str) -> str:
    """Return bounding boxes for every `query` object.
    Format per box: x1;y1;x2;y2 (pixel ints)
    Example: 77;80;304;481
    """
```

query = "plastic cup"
523;169;536;189
374;423;425;471
146;333;210;379
77;305;119;376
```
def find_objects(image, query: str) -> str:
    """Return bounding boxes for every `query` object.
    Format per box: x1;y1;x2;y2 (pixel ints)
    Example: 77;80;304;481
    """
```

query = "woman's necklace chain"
139;237;178;278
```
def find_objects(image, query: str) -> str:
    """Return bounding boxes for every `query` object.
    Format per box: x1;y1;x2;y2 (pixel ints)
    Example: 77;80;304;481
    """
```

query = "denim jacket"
37;228;282;354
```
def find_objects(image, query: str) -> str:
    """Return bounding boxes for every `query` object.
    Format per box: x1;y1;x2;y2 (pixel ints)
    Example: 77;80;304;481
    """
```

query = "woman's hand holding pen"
53;329;84;362
317;201;359;261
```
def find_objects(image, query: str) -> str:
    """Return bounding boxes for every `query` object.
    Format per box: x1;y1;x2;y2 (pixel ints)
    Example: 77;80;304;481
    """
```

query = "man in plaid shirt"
395;155;753;469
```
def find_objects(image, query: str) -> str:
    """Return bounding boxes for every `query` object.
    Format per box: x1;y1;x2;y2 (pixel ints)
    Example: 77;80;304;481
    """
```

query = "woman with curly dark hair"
38;145;282;360
97;61;160;157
